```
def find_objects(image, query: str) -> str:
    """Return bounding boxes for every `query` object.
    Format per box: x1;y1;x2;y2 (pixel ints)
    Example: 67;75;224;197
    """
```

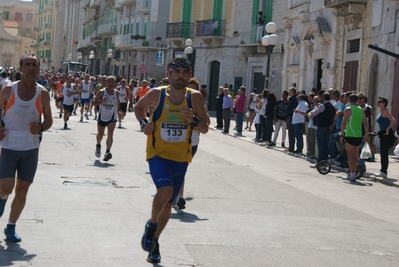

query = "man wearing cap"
134;58;209;263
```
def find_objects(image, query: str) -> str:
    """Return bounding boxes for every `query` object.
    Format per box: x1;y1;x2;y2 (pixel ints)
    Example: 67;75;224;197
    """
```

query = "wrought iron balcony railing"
195;19;225;37
166;22;194;39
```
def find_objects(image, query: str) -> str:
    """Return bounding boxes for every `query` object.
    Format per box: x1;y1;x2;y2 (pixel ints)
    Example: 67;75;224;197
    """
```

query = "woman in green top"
375;96;396;178
340;94;369;181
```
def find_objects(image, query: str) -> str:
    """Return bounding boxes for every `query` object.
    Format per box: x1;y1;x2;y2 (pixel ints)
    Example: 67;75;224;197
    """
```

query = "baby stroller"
317;133;364;178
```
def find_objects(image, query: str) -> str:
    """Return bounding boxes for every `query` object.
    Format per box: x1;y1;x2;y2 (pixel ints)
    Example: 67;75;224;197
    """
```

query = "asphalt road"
0;104;398;267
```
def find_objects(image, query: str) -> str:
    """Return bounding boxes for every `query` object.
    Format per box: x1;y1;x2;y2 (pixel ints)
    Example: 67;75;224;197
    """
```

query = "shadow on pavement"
0;242;36;266
170;210;208;223
92;160;115;168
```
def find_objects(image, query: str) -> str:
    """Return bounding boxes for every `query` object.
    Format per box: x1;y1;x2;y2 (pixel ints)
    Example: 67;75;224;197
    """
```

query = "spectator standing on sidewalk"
253;94;263;142
258;89;269;143
292;94;308;153
308;92;336;166
285;87;297;152
222;87;234;134
340;94;369;181
233;86;247;136
264;92;276;145
215;86;224;129
374;97;396;178
245;88;258;131
271;90;288;147
307;95;319;159
357;92;374;170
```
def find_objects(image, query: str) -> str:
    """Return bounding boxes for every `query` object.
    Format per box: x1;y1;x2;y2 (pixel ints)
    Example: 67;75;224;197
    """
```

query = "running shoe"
147;240;161;263
141;220;158;252
103;152;112;161
0;197;7;218
80;116;83;122
89;111;92;116
94;116;97;120
95;146;101;158
63;123;67;129
176;197;186;210
118;123;122;128
85;113;89;120
59;113;62;118
4;224;21;242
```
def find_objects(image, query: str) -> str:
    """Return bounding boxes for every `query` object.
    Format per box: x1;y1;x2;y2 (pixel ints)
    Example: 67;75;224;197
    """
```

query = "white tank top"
0;82;43;150
98;89;118;122
119;87;128;103
62;84;75;105
80;81;91;99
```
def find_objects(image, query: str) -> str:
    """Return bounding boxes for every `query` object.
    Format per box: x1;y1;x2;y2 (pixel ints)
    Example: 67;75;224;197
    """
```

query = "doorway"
253;72;265;93
208;61;220;111
316;59;322;92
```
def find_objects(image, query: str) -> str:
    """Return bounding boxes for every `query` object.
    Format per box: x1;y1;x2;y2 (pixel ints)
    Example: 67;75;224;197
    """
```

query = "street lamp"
89;50;95;75
77;52;82;63
184;39;194;75
107;49;113;75
262;22;278;90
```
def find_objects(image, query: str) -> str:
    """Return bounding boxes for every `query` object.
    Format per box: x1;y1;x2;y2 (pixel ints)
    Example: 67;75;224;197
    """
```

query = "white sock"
7;222;15;226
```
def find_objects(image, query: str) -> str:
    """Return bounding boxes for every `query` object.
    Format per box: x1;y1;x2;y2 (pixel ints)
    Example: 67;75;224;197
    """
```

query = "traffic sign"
115;61;120;67
139;64;147;74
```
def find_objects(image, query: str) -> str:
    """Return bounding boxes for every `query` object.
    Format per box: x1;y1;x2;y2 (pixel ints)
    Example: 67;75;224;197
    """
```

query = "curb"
209;127;399;189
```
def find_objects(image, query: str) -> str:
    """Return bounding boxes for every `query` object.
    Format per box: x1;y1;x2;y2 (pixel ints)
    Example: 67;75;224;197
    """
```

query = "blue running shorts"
0;148;39;183
148;156;188;203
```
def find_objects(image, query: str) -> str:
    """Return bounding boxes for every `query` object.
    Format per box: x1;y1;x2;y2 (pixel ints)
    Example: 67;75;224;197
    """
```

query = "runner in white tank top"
60;76;79;129
117;79;130;128
80;74;93;122
0;54;53;243
91;76;120;162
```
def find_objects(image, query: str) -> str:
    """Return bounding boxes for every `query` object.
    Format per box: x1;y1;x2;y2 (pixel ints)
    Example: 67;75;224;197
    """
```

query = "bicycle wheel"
317;160;331;175
356;165;364;178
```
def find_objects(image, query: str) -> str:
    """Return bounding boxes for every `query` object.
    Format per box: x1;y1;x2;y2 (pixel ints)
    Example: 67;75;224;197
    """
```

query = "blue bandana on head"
168;60;191;72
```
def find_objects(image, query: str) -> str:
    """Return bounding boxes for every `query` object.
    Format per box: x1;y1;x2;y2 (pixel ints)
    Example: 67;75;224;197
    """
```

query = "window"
3;11;9;20
26;13;33;22
348;39;360;53
14;12;23;21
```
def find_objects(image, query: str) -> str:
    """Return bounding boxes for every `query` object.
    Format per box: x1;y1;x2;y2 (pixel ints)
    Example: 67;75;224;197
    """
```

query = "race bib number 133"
160;123;187;142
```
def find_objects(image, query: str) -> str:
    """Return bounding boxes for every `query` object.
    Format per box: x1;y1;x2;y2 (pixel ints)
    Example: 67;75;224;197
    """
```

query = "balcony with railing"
90;0;100;8
166;22;194;39
324;0;367;8
136;0;149;14
98;23;118;37
195;19;226;38
116;0;136;7
115;34;166;51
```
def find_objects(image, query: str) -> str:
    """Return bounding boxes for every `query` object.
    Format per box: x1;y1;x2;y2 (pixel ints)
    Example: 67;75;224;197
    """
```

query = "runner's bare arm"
91;90;105;106
186;90;209;134
134;89;159;122
30;89;53;134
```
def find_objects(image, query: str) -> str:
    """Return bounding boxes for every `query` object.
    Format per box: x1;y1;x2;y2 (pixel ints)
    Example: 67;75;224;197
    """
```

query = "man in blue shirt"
222;87;234;134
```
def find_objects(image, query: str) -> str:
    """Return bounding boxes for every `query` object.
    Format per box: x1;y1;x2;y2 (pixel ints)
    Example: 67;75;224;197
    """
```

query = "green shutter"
102;38;107;51
83;28;86;39
251;0;260;43
136;22;139;34
212;0;223;36
144;22;147;36
182;0;192;38
265;0;272;24
213;0;223;20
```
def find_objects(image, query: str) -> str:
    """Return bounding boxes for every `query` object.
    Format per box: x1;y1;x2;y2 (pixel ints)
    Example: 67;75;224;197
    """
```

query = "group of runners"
0;55;210;265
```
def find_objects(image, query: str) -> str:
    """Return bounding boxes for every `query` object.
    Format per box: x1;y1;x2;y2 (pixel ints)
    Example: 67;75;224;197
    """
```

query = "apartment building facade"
0;0;39;68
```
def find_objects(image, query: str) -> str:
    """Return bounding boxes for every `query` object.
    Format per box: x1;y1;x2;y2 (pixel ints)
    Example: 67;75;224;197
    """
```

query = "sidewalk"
207;112;399;188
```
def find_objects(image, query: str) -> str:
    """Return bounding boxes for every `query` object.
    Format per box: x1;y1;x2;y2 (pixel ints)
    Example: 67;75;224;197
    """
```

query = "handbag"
360;142;372;159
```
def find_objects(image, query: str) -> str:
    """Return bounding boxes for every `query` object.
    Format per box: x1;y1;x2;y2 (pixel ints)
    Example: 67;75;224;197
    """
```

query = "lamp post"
89;50;95;75
77;52;82;63
261;22;278;90
184;39;193;75
107;49;113;75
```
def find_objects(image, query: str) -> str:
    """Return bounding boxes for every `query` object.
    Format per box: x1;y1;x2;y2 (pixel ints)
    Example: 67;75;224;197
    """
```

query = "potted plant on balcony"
139;35;146;39
142;40;149;46
131;34;141;40
155;36;162;41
